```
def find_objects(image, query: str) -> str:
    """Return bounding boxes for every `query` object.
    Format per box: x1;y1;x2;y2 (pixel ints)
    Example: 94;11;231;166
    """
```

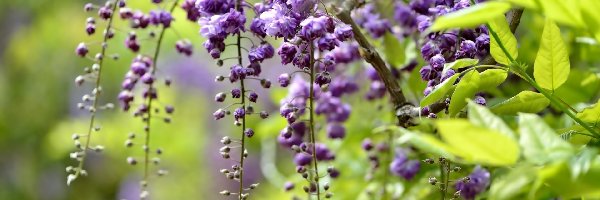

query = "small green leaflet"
441;58;478;76
491;91;550;115
537;160;600;198
534;19;570;92
437;119;520;166
478;69;508;90
539;0;585;28
449;70;480;116
420;73;459;107
468;101;515;139
518;113;574;165
576;99;600;127
396;120;520;166
382;33;406;67
429;1;511;31
488;16;519;65
489;165;537;200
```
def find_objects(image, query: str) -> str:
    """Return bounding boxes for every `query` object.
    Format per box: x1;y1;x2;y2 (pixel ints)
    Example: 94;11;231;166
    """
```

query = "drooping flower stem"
141;0;179;194
308;42;321;200
235;1;247;199
71;0;119;183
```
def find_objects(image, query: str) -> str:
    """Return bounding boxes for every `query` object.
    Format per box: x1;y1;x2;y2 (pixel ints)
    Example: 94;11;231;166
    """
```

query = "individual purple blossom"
394;2;418;29
363;18;390;38
233;107;245;120
294;152;313;166
249;92;258;103
419;65;435;81
456;40;477;59
429;54;446;71
278;42;297;65
441;69;456;81
76;43;89;57
389;149;421;180
315;73;331;86
416;15;432;32
299;16;330;40
86;23;96;35
328;42;360;64
244;128;254;138
248;43;275;63
175;40;193;56
362;138;374;151
181;0;201;21
195;0;234;15
455;166;490;200
278;73;291;87
231;88;241;98
334;24;353;41
215;92;226;102
421;41;440;61
287;0;316;13
249;18;267;37
326;123;345;139
474;96;486;106
98;5;113;20
260;4;298;39
317;33;339;51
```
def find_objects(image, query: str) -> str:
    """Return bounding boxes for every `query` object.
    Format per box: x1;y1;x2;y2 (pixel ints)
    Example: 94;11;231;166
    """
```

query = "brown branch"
333;1;410;125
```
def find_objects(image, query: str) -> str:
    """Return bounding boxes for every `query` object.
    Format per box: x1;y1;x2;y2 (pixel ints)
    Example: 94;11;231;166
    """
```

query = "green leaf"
449;70;480;116
397;129;458;160
382;33;406;67
534;19;571;91
539;0;585;28
430;2;511;31
441;58;479;77
467;101;515;139
580;0;600;33
491;91;550;115
478;69;508;90
489;165;537;200
570;148;598;179
488;16;519;65
537;160;600;198
501;0;537;9
437;119;520;166
576;99;600;127
420;73;459;107
518;113;574;165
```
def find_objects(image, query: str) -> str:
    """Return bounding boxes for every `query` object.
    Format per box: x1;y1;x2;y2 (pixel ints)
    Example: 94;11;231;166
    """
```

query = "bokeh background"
0;1;387;199
2;0;600;200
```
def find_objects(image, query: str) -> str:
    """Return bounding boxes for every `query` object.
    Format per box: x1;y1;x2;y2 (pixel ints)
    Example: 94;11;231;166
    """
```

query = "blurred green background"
0;1;389;199
2;0;600;200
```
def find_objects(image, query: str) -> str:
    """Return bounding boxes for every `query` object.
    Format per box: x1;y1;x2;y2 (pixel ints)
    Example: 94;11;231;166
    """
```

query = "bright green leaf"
491;91;550;115
382;33;406;67
441;58;479;76
468;101;515;139
489;165;537;200
430;2;511;31
449;70;480;116
534;19;571;91
518;113;574;165
501;0;537;9
570;148;598;179
539;0;585;28
478;69;508;90
489;16;519;65
437;119;520;166
577;99;600;127
420;73;459;107
397;129;458;160
537;160;600;198
580;0;600;34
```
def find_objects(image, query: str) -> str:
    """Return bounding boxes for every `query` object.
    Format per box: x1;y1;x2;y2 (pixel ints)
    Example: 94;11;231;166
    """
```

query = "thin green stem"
73;0;119;180
235;1;247;199
308;42;321;200
142;0;179;193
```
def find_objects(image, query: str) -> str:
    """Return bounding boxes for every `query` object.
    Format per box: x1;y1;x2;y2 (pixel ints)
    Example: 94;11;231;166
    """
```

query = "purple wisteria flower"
455;166;490;200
